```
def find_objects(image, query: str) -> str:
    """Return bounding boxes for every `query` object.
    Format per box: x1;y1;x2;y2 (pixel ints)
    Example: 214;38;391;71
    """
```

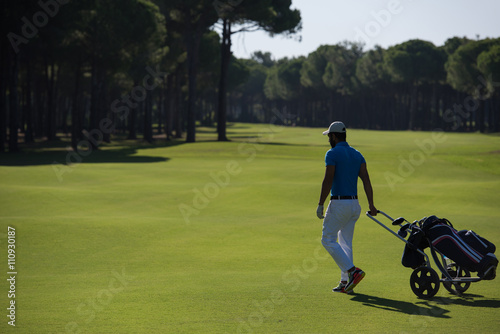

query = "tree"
0;26;6;152
477;43;500;95
237;57;268;122
1;1;43;152
71;1;166;147
214;0;301;141
264;58;301;100
355;46;391;128
122;1;167;143
446;38;499;131
251;51;274;68
159;0;218;142
300;45;329;91
384;39;445;129
322;42;363;96
8;51;20;153
299;46;332;126
442;36;470;56
156;0;188;140
263;57;304;124
476;41;500;131
197;30;222;126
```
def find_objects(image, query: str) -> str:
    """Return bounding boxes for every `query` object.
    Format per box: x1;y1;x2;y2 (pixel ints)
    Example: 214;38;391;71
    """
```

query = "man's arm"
359;163;377;216
317;165;335;219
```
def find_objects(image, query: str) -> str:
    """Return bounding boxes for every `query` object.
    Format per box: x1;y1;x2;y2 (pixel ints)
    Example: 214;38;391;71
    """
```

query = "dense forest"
1;1;499;153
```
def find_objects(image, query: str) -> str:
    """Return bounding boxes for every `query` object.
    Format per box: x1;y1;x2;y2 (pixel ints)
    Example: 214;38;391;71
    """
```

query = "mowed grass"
0;123;500;333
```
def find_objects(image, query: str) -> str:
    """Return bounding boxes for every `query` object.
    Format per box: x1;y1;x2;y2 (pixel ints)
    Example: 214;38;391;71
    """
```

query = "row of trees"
239;37;500;133
1;1;499;154
0;0;301;152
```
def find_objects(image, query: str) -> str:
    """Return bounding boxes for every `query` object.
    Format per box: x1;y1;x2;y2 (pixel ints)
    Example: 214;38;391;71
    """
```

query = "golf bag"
457;230;496;255
401;225;428;269
419;216;498;280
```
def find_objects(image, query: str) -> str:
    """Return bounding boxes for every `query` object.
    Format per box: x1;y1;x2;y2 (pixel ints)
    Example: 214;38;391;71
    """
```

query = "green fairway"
1;124;500;333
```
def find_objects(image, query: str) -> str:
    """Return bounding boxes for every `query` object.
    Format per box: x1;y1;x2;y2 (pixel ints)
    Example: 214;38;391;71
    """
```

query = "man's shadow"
350;293;500;318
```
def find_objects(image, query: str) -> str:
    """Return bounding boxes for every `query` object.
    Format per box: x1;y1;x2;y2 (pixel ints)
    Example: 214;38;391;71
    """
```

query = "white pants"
321;199;361;282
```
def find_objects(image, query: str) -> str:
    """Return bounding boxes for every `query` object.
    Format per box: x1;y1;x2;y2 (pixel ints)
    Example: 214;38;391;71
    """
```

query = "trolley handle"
365;210;380;218
366;210;409;226
366;210;393;221
365;210;431;268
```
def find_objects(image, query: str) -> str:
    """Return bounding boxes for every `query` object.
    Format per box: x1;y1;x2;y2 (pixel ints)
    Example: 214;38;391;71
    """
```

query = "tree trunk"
408;83;418;130
0;38;8;152
35;75;44;138
101;75;110;143
127;81;138;140
89;57;105;146
494;97;500;133
127;101;138;140
8;51;19;153
157;83;163;135
478;100;485;133
143;92;153;143
185;19;203;143
430;84;438;131
127;109;137;139
71;60;82;150
24;58;34;143
165;74;174;140
174;69;183;139
217;18;231;141
45;58;56;141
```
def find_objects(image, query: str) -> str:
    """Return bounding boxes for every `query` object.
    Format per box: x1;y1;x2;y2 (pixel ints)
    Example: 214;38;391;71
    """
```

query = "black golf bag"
401;225;428;269
419;216;498;279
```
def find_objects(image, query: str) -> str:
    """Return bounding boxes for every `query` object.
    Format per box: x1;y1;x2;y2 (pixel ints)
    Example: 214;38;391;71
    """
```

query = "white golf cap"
322;121;346;135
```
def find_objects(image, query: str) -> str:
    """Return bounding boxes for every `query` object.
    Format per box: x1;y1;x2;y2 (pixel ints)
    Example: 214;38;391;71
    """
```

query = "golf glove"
316;205;324;219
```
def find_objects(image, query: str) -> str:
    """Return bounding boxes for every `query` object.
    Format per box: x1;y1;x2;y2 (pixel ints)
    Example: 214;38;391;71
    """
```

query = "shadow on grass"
431;293;500;308
0;125;323;167
349;293;451;318
0;147;169;166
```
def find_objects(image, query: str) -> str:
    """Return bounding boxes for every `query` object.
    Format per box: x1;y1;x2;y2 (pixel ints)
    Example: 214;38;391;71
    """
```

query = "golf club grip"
392;217;406;226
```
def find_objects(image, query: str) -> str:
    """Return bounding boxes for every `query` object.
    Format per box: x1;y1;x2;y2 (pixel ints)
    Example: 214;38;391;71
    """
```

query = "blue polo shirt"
325;142;365;196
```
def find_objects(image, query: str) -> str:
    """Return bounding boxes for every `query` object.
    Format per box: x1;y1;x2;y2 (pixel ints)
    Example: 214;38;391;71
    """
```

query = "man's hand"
316;205;324;219
368;204;378;216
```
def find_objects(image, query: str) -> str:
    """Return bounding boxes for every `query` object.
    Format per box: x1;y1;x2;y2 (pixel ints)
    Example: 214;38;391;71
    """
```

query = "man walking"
316;121;377;294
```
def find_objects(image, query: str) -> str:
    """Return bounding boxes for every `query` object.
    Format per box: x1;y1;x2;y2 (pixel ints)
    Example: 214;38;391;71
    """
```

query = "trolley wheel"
442;263;471;295
410;267;440;298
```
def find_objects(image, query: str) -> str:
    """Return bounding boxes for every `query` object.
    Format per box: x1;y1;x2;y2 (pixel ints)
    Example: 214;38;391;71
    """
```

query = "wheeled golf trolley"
367;211;497;298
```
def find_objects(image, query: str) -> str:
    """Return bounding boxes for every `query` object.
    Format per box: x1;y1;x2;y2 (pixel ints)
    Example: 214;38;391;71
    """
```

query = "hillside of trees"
1;1;499;153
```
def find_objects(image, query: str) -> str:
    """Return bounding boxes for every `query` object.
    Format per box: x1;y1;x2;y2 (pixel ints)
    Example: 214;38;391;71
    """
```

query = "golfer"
316;121;377;294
